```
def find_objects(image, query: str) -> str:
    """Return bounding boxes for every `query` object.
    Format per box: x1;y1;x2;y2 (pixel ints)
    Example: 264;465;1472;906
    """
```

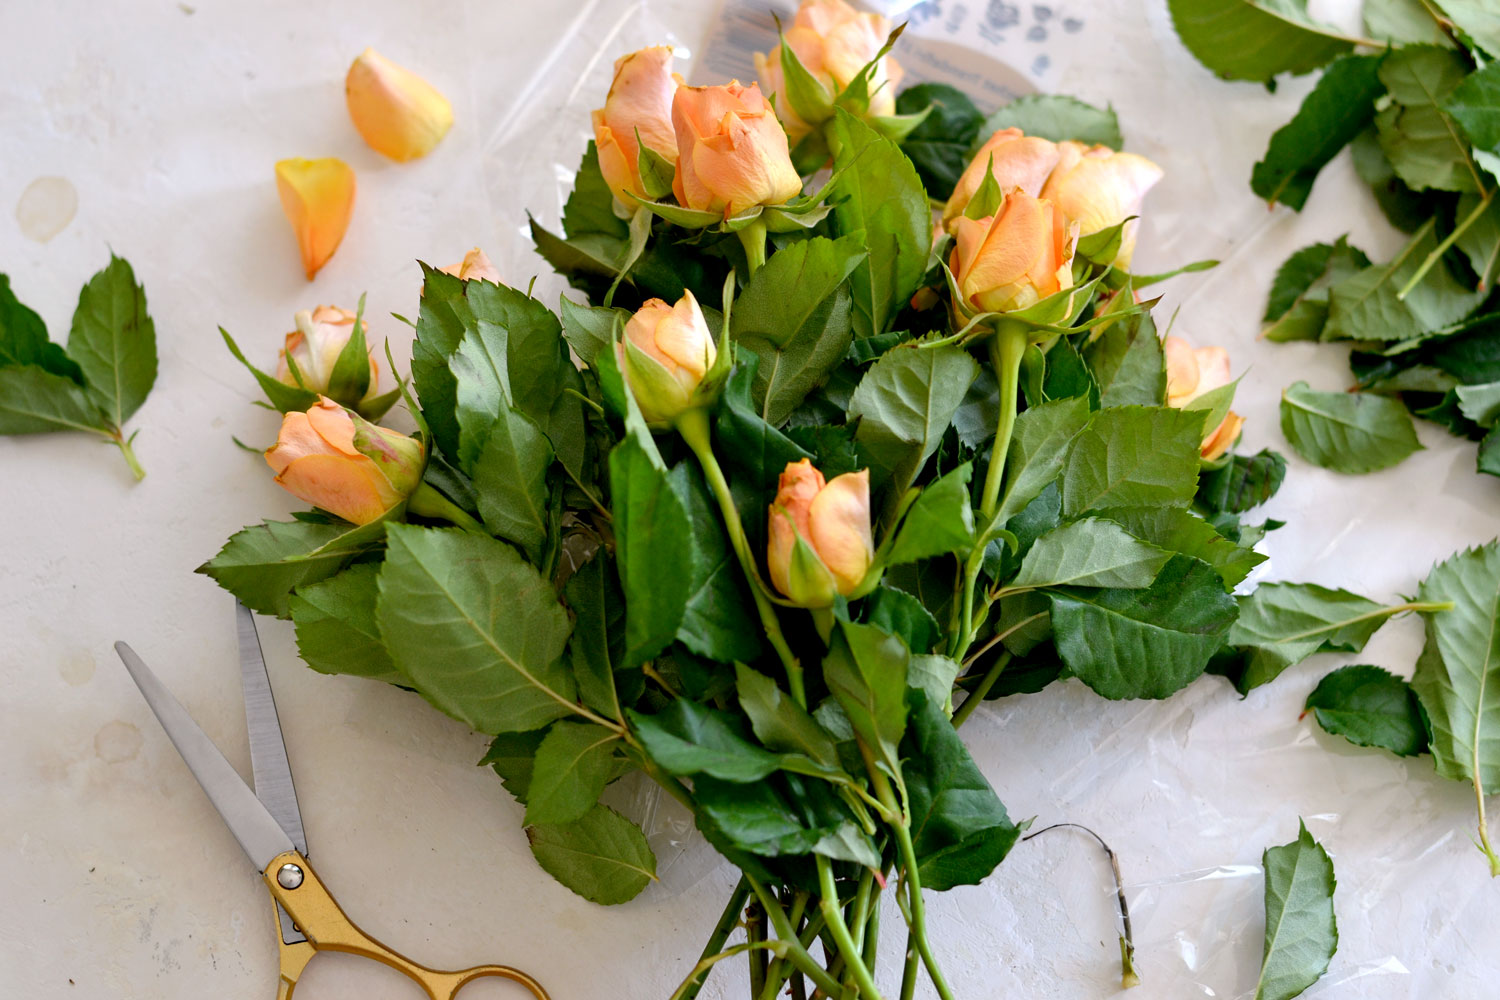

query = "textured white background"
2;1;1497;998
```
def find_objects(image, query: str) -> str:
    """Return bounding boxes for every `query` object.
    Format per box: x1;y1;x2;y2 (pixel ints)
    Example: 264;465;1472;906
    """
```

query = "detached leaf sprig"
0;255;158;479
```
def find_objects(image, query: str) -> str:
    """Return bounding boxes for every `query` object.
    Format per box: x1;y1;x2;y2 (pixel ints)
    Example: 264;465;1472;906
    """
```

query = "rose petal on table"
275;158;356;281
345;48;453;162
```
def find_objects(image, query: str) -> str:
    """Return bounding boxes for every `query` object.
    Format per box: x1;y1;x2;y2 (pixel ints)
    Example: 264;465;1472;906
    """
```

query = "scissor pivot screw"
277;863;305;890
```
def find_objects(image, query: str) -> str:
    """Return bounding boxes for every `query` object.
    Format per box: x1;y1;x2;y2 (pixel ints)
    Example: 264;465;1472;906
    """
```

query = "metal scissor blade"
236;602;308;855
114;641;295;872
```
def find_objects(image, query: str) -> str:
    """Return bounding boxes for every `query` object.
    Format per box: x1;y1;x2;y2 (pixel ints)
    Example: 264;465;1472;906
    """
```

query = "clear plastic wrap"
478;2;1500;997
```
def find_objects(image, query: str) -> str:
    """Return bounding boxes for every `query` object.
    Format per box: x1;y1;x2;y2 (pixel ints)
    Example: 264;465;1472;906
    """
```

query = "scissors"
114;602;551;1000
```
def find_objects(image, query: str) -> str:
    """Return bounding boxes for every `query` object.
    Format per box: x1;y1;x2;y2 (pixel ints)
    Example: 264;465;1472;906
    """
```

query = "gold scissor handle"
262;850;550;1000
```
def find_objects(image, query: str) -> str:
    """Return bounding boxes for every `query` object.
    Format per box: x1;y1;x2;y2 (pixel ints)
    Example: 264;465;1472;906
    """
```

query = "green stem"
748;900;768;998
891;823;955;1000
849;867;874;961
407;481;486;533
746;875;845;998
677;878;752;1000
738;217;769;277
677;407;806;705
668;942;780;1000
816;857;884;1000
979;322;1028;521
1474;768;1500;877
110;428;146;481
951;651;1013;728
1398;190;1495;300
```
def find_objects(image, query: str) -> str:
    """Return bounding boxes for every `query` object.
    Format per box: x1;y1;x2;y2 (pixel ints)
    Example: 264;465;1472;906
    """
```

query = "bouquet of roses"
198;2;1459;996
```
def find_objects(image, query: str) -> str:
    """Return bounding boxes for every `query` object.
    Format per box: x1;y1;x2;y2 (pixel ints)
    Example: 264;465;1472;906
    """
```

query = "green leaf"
693;774;878;867
1225;582;1404;693
830;110;932;338
908;653;962;710
1324;226;1483;344
566;551;631;720
1252;54;1385;210
887;461;975;565
850;343;979;506
563;141;630;240
1198;448;1288;513
864;585;942;654
1305;664;1429;757
1435;1;1500;59
1096;506;1266;590
375;525;576;734
1255;821;1338;1000
1446;62;1500;184
1376;45;1481;193
0;364;106;435
902;690;1023;890
1453;191;1500;291
0;274;80;381
325;302;372;405
1411;542;1500;792
1365;0;1456;46
1010;518;1172;590
288;563;402;684
482;730;544;801
1481;426;1500;476
1263;239;1372;342
1280;381;1422;474
630;700;794;782
895;83;985;200
558;297;624;368
471;405;553;562
1059;405;1204;518
67;255;157;428
1456;380;1500;427
1351;125;1442;233
524;722;622;825
198;517;386;618
716;356;814;489
735;663;841;770
1167;0;1353;83
993;396;1092;526
411;265;472;459
1050;555;1239;700
977;94;1122;149
609;423;693;667
667;462;763;663
731;235;866;424
220;326;321;415
527;803;655;905
822;619;910;771
1041;336;1099;406
1084;311;1166;407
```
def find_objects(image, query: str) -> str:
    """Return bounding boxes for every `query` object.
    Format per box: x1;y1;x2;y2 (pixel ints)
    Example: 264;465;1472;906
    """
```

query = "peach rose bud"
592;46;681;209
672;82;804;217
943;128;1062;228
1164;336;1244;461
345;48;453;162
616;290;716;424
754;0;904;141
275;157;356;280
1039;141;1164;269
949;191;1077;315
767;459;875;608
438;247;501;284
275;305;380;405
265;397;423;525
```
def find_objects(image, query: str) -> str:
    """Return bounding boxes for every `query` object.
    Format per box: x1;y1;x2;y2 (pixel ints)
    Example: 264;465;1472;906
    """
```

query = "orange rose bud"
1164;336;1244;461
767;459;874;608
754;0;904;141
275;305;380;404
672;82;804;217
592;46;681;208
949;191;1076;315
616;290;716;424
275;157;356;281
265;397;424;525
438;247;501;284
1038;141;1164;268
943;128;1062;228
345;48;453;162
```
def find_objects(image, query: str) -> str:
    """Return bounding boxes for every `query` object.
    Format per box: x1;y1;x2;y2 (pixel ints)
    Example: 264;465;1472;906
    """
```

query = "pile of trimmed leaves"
1171;0;1500;478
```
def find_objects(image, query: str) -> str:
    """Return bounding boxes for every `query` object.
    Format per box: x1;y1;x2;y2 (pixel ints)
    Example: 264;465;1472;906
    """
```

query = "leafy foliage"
1167;0;1354;83
1305;664;1429;757
1255;821;1338;1000
1280;381;1422;474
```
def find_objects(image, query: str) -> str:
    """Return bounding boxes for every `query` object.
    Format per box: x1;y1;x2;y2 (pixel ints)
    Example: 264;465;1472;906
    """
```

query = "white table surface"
4;1;1497;998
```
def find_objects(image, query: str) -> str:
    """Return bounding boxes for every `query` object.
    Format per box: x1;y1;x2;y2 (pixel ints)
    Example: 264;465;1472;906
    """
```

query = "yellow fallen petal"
346;48;453;162
275;158;356;280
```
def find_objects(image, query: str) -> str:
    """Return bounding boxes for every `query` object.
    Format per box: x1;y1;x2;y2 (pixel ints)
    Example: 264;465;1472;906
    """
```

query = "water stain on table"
16;176;78;242
94;720;143;764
